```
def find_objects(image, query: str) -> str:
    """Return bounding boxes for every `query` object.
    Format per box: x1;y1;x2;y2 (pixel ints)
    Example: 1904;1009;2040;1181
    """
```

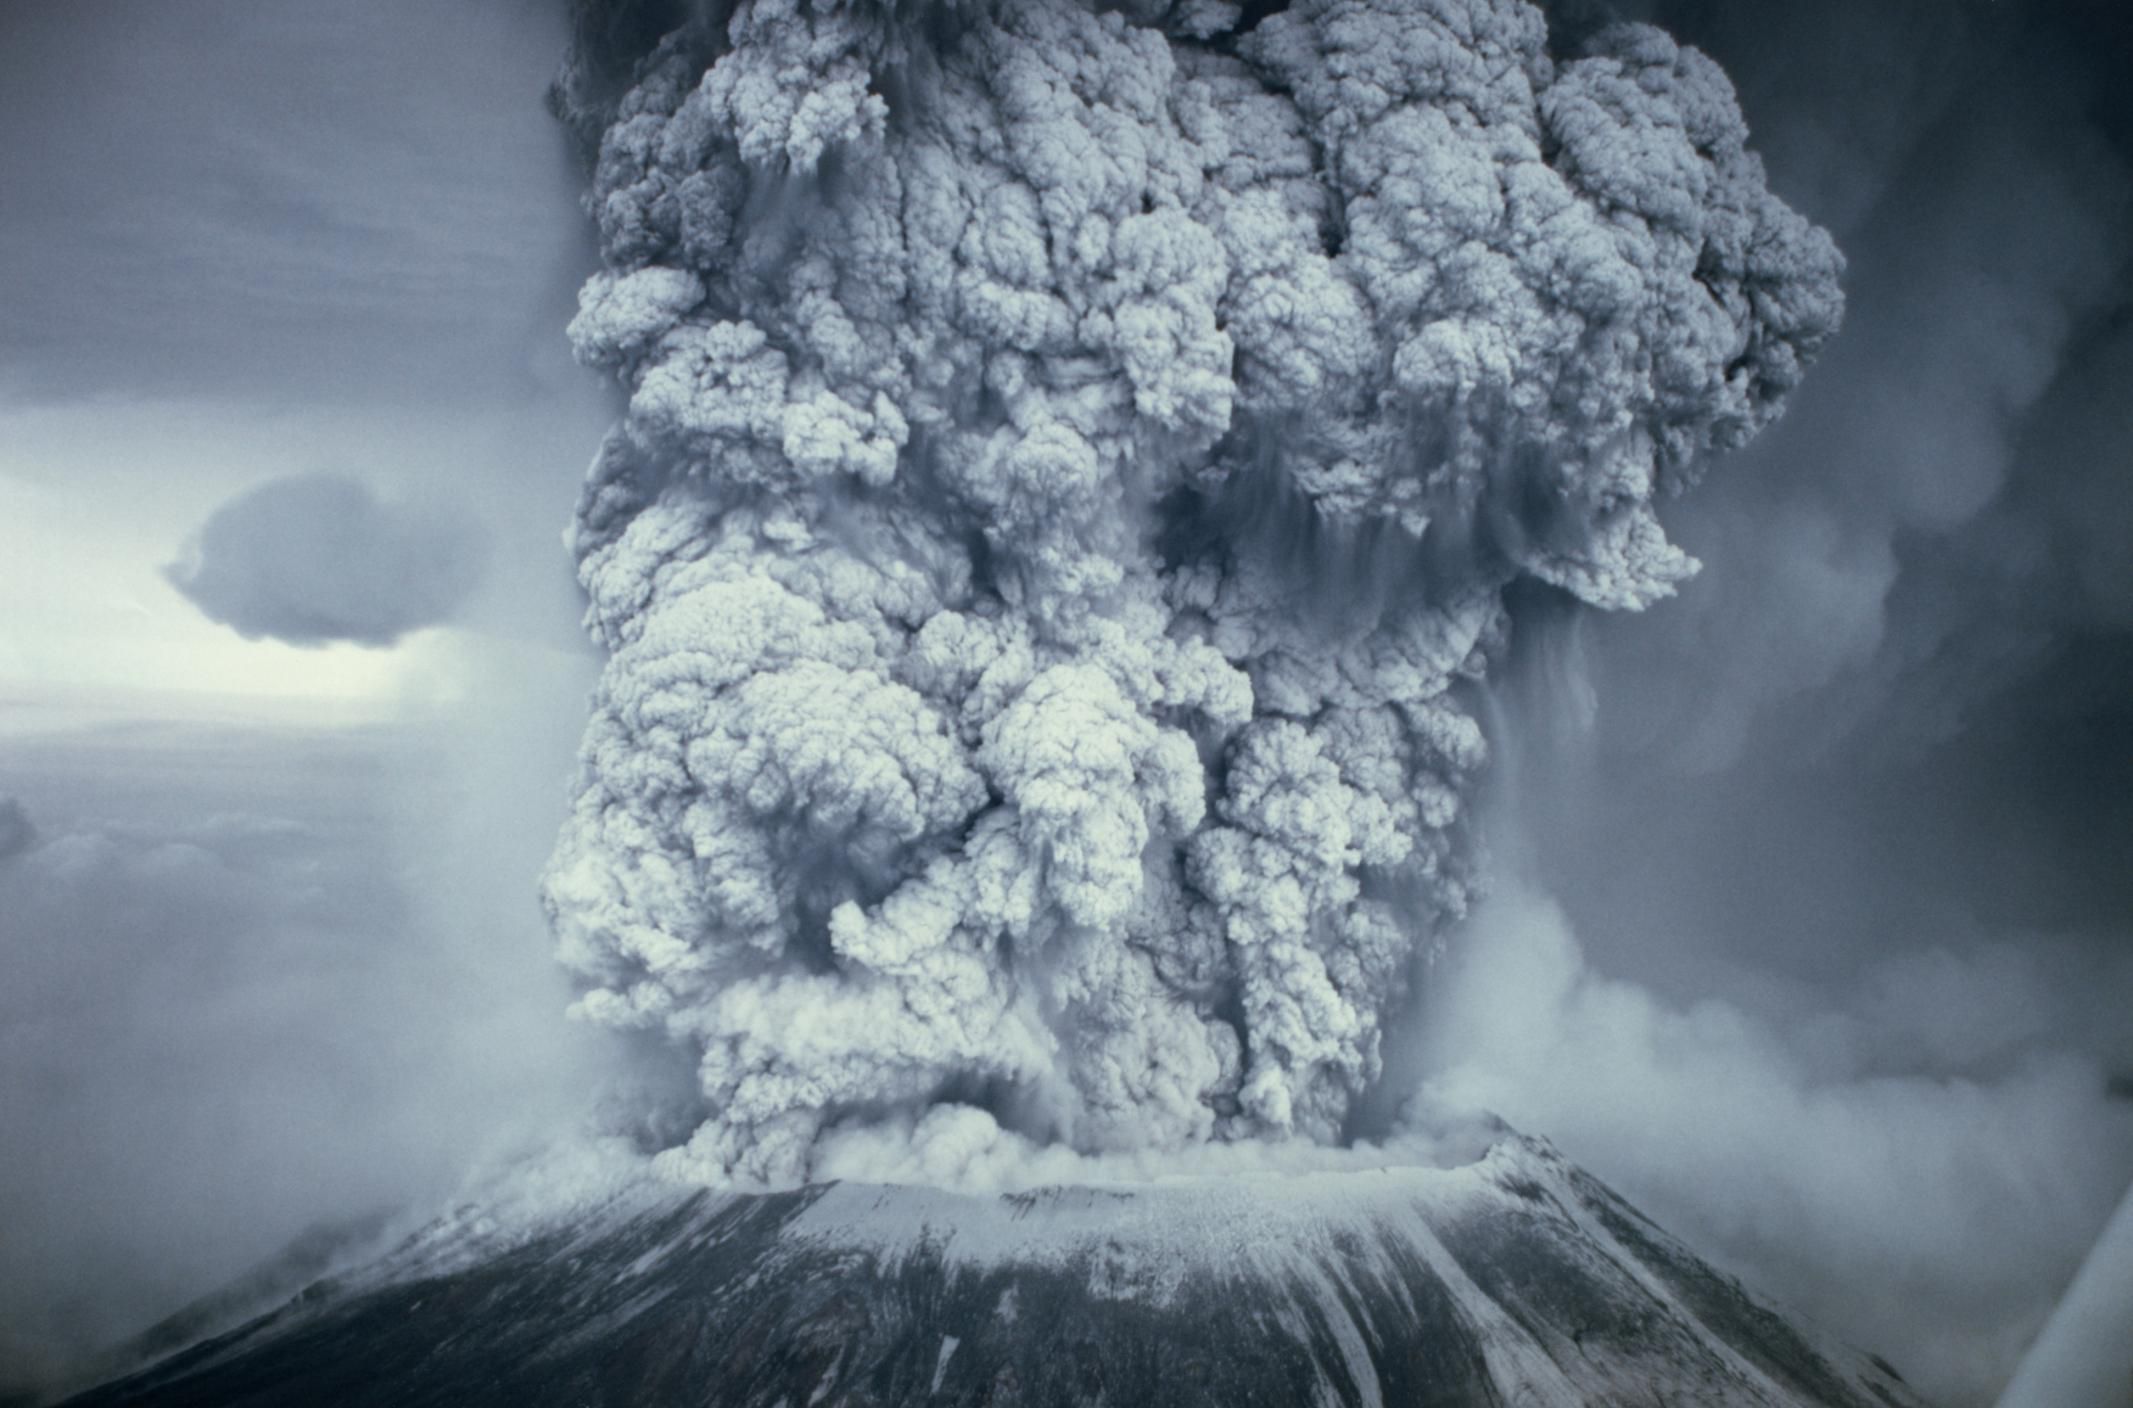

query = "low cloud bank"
1416;884;2133;1408
0;729;606;1400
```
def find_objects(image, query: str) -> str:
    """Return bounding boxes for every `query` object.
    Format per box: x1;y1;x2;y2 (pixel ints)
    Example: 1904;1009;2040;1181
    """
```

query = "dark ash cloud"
164;475;486;647
1587;0;2133;770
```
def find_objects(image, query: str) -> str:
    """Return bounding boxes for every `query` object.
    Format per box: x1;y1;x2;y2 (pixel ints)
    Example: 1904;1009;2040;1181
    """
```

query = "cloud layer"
0;715;608;1401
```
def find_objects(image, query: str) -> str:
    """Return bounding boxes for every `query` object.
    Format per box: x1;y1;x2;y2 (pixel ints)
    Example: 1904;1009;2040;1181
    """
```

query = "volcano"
62;1133;1924;1408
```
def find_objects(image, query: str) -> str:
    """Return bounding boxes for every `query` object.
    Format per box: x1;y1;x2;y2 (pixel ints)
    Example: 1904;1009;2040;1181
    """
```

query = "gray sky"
0;0;610;703
1425;2;2133;1401
0;0;589;404
0;2;2127;1406
0;1;619;1396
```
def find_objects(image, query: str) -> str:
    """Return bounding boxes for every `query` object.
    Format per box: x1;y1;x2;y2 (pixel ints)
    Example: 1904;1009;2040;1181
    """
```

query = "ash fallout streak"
540;0;1842;1184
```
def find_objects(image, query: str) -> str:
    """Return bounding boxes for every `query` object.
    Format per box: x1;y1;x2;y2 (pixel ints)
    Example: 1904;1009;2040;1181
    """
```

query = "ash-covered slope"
65;1135;1924;1408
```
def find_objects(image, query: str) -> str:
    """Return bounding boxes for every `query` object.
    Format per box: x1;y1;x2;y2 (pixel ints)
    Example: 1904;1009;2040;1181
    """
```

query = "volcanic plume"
539;0;1844;1185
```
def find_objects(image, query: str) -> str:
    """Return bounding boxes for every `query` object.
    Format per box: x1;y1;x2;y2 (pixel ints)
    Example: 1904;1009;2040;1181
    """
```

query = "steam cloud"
542;0;1841;1182
166;474;486;647
1416;883;2133;1405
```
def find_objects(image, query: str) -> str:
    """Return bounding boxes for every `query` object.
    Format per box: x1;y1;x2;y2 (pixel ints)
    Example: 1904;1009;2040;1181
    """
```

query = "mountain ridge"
62;1134;1927;1407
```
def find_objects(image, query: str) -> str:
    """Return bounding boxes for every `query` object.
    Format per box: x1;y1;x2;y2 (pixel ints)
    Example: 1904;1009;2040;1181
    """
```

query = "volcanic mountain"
63;1132;1926;1408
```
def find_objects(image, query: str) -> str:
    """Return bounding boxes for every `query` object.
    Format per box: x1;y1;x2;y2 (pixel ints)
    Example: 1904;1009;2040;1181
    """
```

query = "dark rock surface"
63;1137;1926;1408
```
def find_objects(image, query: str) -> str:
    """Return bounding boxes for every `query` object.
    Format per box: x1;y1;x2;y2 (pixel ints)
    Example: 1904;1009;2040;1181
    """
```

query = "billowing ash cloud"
542;0;1841;1182
166;474;486;647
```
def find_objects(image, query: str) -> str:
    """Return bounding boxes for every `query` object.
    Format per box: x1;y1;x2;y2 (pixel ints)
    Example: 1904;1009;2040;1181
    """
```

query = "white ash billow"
540;0;1843;1184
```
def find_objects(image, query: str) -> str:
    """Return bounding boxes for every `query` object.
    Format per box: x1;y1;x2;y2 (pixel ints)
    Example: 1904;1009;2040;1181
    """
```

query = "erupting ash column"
539;0;1843;1185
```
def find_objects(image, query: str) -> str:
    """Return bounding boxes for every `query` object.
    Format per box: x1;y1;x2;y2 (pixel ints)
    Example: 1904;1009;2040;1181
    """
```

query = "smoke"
539;0;1841;1184
164;474;488;648
1414;882;2133;1408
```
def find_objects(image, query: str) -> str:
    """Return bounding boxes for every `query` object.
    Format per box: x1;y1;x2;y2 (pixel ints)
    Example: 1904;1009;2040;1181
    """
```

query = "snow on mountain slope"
64;1135;1926;1408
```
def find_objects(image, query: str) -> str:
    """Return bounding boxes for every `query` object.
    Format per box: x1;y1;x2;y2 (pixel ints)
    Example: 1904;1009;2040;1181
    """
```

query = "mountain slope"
64;1136;1926;1408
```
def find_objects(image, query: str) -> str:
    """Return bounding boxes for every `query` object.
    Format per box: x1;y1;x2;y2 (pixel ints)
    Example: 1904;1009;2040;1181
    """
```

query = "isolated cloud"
165;474;486;647
542;0;1840;1183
